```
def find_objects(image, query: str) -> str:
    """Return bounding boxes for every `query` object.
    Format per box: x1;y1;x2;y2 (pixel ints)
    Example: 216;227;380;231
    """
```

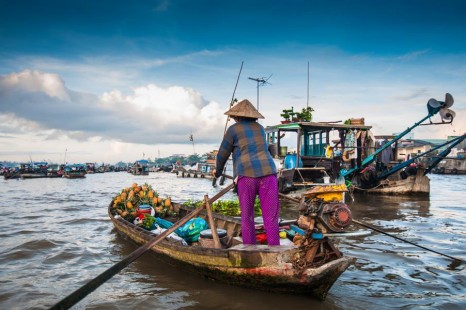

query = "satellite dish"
440;108;456;122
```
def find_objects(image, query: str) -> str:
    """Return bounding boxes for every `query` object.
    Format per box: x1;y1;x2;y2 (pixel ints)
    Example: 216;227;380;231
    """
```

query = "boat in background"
430;150;466;174
63;164;86;178
18;162;48;179
47;164;65;178
265;93;463;196
130;160;149;175
86;163;96;174
173;151;233;181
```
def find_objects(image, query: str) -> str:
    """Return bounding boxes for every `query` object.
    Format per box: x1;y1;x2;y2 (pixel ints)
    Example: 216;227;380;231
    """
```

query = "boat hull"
21;173;48;179
63;172;86;178
357;168;430;195
109;204;353;300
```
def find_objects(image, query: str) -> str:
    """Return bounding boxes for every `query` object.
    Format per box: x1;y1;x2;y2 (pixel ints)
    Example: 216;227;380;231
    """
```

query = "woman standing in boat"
214;99;280;246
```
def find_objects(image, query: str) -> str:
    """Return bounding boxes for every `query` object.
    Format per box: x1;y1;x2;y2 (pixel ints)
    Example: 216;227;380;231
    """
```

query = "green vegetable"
142;214;155;230
183;198;262;216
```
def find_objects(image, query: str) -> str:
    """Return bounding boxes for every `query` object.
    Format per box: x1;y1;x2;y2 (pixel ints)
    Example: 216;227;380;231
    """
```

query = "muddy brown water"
0;172;464;309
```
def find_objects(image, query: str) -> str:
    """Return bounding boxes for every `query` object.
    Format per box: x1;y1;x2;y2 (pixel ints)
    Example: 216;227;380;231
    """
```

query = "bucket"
138;204;153;216
279;146;288;157
323;176;330;183
199;229;229;248
284;154;303;169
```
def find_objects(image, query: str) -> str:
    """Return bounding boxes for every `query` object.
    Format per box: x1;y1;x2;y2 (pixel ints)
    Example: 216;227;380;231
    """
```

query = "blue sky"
1;0;465;164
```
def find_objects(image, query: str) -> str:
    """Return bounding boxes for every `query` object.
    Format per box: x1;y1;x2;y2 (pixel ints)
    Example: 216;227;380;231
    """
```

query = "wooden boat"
130;160;149;175
108;202;354;300
173;151;233;180
265;93;463;196
63;164;86;178
47;164;65;178
431;151;466;175
3;170;21;179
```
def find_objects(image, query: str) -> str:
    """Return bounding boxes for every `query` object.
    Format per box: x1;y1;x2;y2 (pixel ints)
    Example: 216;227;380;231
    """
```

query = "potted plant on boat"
280;110;290;124
281;107;295;124
296;106;314;122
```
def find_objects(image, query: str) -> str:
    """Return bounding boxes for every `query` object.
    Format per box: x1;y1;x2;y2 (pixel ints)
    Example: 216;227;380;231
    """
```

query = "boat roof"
265;121;372;133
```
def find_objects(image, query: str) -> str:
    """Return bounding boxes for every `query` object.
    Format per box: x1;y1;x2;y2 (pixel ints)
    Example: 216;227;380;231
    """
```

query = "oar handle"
49;182;236;310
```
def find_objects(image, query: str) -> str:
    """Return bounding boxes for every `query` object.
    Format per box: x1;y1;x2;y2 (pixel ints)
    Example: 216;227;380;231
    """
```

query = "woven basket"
350;117;365;125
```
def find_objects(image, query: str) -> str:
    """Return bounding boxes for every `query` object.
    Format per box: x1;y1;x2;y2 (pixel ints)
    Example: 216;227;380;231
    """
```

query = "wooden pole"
204;195;222;248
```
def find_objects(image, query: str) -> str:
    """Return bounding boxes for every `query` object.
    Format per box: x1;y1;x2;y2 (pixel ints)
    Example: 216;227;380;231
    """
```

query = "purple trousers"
237;174;280;245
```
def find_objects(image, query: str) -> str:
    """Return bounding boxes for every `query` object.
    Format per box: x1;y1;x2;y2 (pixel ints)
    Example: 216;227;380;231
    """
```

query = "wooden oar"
352;219;463;263
49;182;236;310
278;192;463;263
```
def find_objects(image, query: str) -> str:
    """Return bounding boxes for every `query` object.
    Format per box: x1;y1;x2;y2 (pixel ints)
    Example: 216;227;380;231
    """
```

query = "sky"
1;0;465;164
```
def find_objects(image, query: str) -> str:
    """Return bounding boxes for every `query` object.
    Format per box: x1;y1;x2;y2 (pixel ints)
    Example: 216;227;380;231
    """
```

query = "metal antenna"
248;74;272;111
307;61;309;108
189;132;195;154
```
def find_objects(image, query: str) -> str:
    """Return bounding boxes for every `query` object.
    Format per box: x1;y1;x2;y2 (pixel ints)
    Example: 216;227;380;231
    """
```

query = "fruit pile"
112;182;174;224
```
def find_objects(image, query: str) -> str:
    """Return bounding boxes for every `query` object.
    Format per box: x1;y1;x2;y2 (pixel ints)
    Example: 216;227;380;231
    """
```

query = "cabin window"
301;131;327;156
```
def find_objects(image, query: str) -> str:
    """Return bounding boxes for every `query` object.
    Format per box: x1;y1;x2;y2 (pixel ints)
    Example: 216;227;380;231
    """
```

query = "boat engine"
319;203;352;232
288;184;352;270
298;199;352;234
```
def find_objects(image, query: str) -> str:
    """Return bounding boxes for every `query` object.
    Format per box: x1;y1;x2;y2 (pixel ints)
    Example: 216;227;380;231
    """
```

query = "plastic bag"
154;217;209;243
151;227;188;246
155;217;174;229
175;218;209;243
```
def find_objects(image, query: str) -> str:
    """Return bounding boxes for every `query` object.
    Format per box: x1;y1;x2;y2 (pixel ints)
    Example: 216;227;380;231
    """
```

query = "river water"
0;172;464;309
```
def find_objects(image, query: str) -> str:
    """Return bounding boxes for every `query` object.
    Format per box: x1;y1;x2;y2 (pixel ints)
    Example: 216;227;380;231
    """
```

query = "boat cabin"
265;121;372;192
131;160;150;175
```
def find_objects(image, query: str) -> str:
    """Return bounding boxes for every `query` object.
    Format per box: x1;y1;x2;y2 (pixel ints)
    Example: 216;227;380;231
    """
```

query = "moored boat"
63;164;86;178
130;160;150;175
265;93;463;196
47;164;65;178
108;183;354;300
431;151;466;175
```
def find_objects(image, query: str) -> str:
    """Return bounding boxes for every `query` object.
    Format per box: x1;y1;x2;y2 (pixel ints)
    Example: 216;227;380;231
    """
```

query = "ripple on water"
1;172;465;309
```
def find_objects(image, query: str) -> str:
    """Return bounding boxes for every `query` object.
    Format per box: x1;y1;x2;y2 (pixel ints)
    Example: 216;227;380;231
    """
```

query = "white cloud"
0;70;227;162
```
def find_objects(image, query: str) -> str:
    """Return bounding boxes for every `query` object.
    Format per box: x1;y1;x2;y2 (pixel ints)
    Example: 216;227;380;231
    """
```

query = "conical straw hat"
225;99;264;119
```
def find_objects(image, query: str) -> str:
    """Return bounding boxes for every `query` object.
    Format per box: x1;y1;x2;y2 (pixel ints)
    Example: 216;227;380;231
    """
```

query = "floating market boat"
130;160;150;175
108;183;354;300
47;164;65;178
2;162;48;179
173;151;233;181
20;162;48;179
431;151;466;175
265;93;464;196
63;164;86;178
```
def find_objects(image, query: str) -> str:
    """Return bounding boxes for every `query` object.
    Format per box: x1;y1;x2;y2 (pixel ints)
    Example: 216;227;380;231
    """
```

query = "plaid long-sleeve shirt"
215;119;277;178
